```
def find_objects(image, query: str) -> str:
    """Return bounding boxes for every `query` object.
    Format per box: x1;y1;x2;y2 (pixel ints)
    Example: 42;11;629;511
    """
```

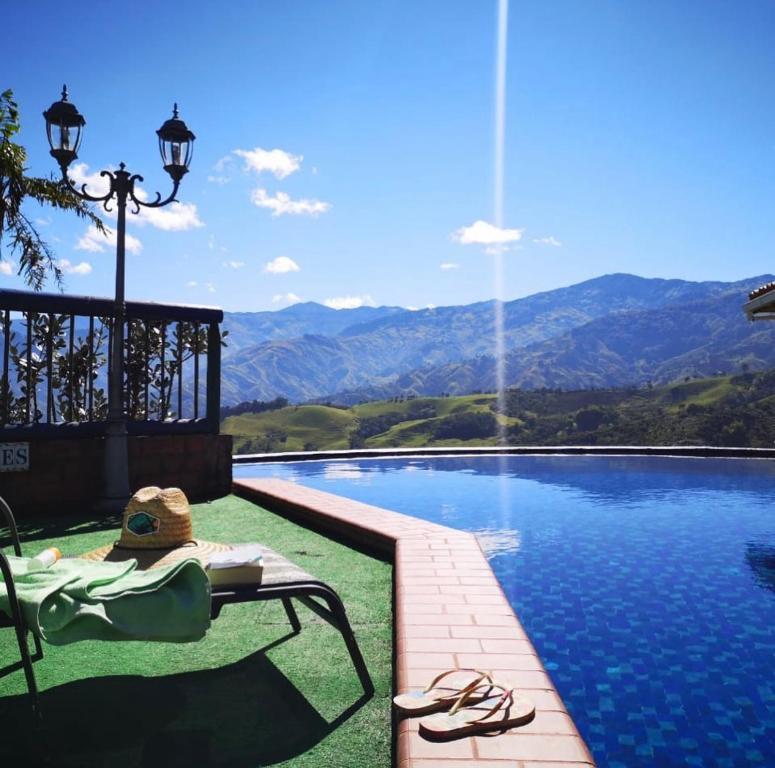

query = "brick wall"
0;433;232;516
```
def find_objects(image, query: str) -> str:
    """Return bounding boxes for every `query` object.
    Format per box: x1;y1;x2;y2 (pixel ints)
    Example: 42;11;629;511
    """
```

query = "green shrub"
433;411;497;440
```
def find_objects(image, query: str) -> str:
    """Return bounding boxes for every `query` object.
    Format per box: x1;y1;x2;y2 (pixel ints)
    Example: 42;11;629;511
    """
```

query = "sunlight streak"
494;0;509;437
494;0;512;520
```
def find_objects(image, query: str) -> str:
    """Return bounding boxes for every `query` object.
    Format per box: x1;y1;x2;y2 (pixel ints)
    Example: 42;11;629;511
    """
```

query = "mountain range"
220;273;775;405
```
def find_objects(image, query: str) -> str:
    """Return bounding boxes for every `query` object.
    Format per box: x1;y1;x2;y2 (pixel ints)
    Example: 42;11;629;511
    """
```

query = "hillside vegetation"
223;370;775;454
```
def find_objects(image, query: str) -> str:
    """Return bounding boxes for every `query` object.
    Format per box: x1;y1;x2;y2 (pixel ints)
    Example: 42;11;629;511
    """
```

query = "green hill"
223;405;356;453
223;370;775;454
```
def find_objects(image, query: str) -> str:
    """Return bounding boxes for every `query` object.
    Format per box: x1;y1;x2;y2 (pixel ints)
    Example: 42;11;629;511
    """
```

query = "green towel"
0;556;211;644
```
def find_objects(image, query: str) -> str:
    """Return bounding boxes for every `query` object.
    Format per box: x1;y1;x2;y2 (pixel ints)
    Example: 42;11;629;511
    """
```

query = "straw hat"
81;486;231;570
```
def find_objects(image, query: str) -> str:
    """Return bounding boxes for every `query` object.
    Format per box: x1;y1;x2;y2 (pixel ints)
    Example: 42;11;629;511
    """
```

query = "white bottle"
26;547;62;572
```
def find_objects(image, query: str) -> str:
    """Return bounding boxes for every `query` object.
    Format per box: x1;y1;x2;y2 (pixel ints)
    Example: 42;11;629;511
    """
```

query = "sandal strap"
422;668;493;695
450;686;514;720
470;688;515;723
449;681;506;714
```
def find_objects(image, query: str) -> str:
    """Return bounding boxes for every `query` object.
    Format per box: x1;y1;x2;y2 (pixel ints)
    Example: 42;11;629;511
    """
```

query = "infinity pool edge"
233;477;596;768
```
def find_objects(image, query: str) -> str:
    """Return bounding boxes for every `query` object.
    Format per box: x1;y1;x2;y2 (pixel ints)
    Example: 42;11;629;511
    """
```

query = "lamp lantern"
156;104;195;182
42;85;85;170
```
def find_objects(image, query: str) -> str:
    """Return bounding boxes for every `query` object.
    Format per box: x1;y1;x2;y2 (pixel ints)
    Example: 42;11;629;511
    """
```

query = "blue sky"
4;1;775;311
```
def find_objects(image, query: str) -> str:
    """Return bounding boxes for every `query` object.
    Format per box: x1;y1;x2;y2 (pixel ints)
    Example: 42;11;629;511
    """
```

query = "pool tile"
480;638;537;654
444;603;516;616
463;593;510;605
404;613;476;626
402;626;452;639
404;638;484;653
473;732;594;762
402;602;445;614
399;652;458;669
406;731;475;759
450;625;528;640
472;614;522;627
455;653;545;672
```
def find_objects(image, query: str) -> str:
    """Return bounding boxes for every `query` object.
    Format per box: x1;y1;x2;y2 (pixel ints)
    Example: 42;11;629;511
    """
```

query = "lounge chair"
0;495;373;719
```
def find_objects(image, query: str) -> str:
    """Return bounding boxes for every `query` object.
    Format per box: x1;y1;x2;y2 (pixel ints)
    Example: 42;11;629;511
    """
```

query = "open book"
206;545;264;587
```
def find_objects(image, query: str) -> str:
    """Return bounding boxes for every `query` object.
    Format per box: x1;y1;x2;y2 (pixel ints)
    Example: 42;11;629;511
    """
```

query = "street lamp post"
43;86;195;512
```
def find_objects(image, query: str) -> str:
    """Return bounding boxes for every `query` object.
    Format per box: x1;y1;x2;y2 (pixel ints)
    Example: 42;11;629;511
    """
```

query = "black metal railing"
0;289;222;436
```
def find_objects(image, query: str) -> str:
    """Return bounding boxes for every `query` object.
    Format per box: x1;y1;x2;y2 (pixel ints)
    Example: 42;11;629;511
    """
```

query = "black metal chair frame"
0;496;373;721
210;582;373;695
0;496;44;719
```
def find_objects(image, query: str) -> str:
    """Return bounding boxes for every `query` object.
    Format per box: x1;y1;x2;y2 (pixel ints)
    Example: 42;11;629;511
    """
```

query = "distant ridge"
222;302;407;355
220;273;775;405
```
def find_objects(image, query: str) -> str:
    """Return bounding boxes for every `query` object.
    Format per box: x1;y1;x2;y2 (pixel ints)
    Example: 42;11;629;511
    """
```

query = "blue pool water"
234;456;775;767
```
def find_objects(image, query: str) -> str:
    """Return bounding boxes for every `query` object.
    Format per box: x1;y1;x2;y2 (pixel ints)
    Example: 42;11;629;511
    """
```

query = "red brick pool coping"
234;478;596;768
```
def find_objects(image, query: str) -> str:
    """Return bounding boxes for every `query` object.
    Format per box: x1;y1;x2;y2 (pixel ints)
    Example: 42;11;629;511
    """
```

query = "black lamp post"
43;85;195;511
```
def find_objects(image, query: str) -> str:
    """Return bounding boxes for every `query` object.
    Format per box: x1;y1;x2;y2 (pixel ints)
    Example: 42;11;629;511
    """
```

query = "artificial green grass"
0;495;392;767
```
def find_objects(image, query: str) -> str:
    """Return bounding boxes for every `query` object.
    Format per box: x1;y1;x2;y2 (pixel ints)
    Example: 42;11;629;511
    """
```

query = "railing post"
206;320;221;434
2;310;10;425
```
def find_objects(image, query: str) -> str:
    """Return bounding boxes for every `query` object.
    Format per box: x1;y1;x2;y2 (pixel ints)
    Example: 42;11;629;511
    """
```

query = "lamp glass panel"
61;124;72;151
52;121;81;153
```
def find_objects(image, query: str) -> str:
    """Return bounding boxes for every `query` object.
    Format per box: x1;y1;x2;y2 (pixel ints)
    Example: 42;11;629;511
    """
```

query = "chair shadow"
1;632;371;767
1;509;122;550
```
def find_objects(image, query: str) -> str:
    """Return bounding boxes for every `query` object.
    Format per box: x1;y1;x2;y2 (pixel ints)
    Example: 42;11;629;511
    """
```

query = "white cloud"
56;259;92;276
272;292;303;306
208;156;233;184
186;280;217;292
35;217;51;227
533;235;562;247
68;163;203;231
224;260;245;269
264;256;300;274
214;156;233;173
452;220;523;248
235;148;302;179
440;262;460;270
251;189;330;217
138;201;203;230
0;262;13;276
324;295;376;310
75;225;143;254
131;188;204;231
69;163;111;197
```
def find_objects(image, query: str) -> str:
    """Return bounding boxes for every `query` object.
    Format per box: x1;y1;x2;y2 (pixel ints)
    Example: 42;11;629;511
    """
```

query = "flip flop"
418;686;535;740
393;668;495;716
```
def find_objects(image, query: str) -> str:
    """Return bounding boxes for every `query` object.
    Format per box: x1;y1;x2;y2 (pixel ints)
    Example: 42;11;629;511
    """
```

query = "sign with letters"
0;443;29;472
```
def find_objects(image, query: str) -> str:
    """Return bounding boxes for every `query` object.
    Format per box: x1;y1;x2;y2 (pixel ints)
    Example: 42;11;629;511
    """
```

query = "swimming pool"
234;455;775;767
